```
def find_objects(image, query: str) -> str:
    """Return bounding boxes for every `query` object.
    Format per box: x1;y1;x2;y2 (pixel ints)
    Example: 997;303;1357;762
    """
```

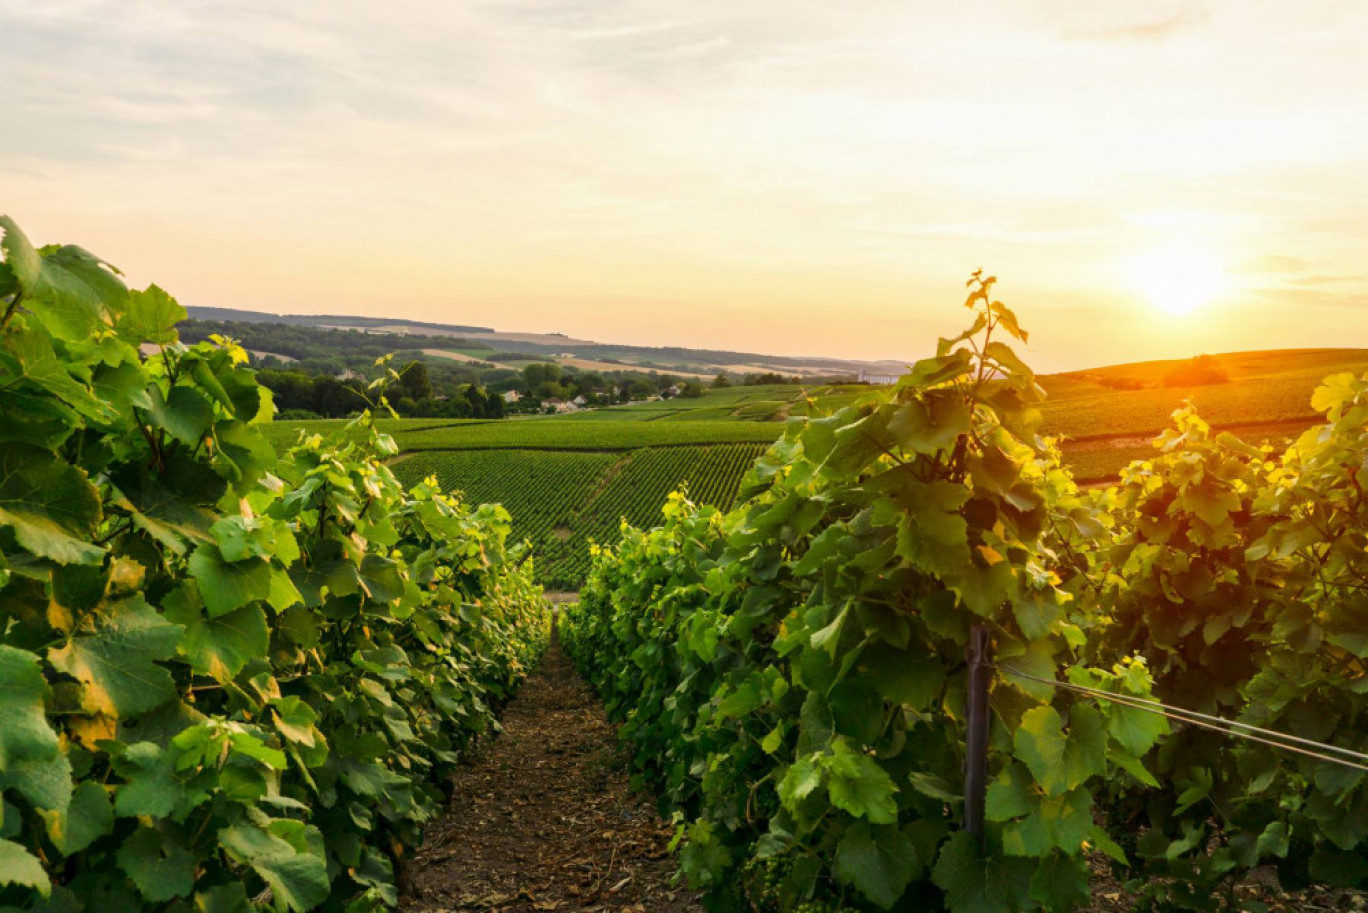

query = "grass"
1039;349;1368;439
1043;348;1368;479
391;419;783;452
261;418;482;451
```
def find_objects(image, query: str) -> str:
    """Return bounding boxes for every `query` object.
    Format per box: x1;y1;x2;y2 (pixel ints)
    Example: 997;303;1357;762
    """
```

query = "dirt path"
403;634;701;913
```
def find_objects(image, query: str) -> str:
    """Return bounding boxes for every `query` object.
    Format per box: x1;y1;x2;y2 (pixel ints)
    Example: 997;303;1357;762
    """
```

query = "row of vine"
561;273;1368;912
0;214;550;912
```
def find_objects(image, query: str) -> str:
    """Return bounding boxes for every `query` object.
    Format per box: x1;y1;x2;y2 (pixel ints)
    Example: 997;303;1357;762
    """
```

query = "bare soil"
402;636;701;913
404;631;1364;913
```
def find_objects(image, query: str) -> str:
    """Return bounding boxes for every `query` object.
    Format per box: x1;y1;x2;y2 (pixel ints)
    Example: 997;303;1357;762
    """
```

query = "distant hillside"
183;306;906;379
186;307;493;335
1038;347;1368;482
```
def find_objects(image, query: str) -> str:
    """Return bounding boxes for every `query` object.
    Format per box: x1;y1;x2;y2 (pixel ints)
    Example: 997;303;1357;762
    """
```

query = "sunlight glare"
1131;244;1225;317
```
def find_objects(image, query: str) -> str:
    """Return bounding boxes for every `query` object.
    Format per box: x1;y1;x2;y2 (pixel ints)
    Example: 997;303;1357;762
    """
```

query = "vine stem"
1;290;23;329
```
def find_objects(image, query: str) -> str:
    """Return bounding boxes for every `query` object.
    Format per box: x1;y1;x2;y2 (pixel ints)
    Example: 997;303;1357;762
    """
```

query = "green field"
1041;348;1368;479
272;348;1368;585
392;443;769;588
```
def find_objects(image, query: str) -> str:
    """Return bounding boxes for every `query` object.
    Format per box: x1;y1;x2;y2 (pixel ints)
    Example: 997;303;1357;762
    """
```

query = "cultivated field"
392;443;769;588
273;348;1368;586
1040;348;1368;479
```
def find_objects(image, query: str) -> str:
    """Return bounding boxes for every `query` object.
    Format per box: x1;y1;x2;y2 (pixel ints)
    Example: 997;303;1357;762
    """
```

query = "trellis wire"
996;664;1368;775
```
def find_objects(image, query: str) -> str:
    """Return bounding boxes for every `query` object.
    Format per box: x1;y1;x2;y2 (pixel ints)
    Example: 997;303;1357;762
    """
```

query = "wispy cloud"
1067;9;1211;43
1;0;1366;367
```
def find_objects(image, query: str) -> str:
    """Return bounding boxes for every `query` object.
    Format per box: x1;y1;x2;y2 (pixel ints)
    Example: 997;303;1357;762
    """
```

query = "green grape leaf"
0;442;104;565
176;602;268;684
91;358;153;418
1311;372;1359;417
1014;705;1106;797
0;748;73;827
886;391;972;454
990;301;1029;343
899;350;973;389
778;755;822;808
1028;852;1090;913
113;742;210;820
29;245;127;339
48;598;183;718
860;643;944;710
1002;788;1093;856
195;882;252;913
984;341;1033;382
0;645;60;771
985;763;1034;821
0;217;126;340
217;822;330;913
188;544;275;617
108;459;221;554
1110;750;1160;788
44;780;113;855
1182;483;1241;528
0;329;114;422
833;821;918;909
119;285;185;345
145;384;214;446
716;681;764;720
809;601;850;658
824;740;898;824
824;411;892;475
270;696;321;748
932;831;1033;913
358;554;404;603
0;838;49;896
117;826;195;902
0;216;41;287
213;420;278;491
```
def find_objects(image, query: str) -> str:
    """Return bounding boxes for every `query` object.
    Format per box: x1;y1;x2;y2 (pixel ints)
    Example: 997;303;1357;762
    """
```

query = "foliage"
254;364;504;421
1161;355;1230;388
1077;375;1368;906
562;273;1167;911
563;272;1368;910
0;214;549;911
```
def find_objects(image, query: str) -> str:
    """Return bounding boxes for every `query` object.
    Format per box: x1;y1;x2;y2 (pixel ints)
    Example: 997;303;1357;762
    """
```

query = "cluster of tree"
259;360;504;419
178;318;490;362
494;362;704;413
1163;353;1231;387
186;305;491;333
1096;375;1149;391
710;371;808;389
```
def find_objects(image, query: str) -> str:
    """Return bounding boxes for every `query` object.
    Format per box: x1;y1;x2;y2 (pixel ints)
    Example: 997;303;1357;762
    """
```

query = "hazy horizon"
3;1;1366;373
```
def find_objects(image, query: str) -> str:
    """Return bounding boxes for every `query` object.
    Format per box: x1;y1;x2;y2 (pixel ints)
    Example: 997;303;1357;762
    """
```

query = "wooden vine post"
964;623;993;842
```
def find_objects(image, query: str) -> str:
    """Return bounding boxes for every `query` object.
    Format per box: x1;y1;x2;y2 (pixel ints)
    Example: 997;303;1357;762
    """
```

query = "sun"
1130;244;1225;316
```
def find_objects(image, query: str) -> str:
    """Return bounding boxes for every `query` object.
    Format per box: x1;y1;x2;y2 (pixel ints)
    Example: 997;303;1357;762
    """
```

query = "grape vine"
0;214;549;912
563;273;1168;911
563;272;1368;911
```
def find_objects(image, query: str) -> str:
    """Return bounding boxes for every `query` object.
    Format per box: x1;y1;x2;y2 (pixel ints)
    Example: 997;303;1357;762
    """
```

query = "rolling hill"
185;306;910;379
263;346;1368;589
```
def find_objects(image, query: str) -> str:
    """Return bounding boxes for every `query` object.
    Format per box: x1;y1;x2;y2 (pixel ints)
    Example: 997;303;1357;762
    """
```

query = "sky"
1;0;1366;371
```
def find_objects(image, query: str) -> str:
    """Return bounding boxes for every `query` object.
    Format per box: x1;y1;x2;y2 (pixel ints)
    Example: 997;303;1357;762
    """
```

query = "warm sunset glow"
1131;245;1226;317
1;3;1366;368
